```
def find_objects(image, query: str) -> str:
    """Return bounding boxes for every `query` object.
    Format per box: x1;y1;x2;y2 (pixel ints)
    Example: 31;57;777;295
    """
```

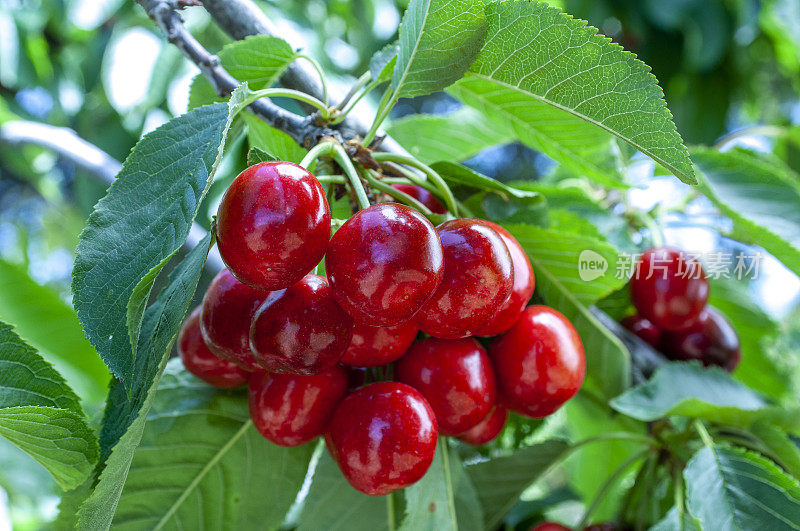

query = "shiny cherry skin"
216;161;331;291
621;314;662;348
390;184;447;214
661;307;741;371
250;275;353;375
475;221;535;336
457;405;508;445
326;203;444;326
325;382;438;496
630;246;709;331
248;365;348;446
396;337;496;435
490;305;585;418
200;269;265;371
530;524;571;531
417;219;514;338
178;307;249;388
340;321;418;367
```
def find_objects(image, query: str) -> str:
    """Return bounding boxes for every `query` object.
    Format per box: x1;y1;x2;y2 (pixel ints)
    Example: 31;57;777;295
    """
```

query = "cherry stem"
243;87;331;120
386;491;396;531
297;54;329;108
334;71;371;112
693;419;714;447
363;170;434;217
363;87;395;146
371;153;459;216
628;208;664;247
329;142;371;211
576;448;650;530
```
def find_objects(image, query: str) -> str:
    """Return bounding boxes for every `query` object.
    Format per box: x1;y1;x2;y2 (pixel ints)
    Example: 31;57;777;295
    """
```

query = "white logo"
578;250;608;281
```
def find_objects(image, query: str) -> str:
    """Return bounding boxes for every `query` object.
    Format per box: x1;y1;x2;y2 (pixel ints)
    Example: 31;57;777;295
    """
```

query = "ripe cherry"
630;246;709;331
390;184;447;214
178;307;249;388
339;320;418;367
531;524;570;531
248;365;348;446
396;337;496;435
417;219;513;338
326;203;444;326
661;307;741;371
475;221;535;336
250;274;353;375
621;314;662;348
457;405;508;446
325;382;438;496
216;161;330;291
201;269;265;372
490;305;585;418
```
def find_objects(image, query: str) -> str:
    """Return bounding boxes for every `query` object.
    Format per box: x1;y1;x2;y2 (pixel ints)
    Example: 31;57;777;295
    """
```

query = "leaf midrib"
393;0;434;95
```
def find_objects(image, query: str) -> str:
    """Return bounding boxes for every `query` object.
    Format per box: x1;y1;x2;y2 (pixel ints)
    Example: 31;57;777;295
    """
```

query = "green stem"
328;142;371;210
381;161;441;195
387;491;396;531
628;208;664;247
335;71;371;111
673;463;685;530
244;87;330;119
577;449;650;530
440;439;458;531
372;153;459;216
363;88;395;146
363;170;434;216
315;175;346;184
299;142;335;170
693;420;714;447
298;54;329;107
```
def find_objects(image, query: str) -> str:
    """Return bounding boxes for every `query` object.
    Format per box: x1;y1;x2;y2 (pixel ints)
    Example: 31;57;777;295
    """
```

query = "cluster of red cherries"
622;246;741;372
177;160;586;496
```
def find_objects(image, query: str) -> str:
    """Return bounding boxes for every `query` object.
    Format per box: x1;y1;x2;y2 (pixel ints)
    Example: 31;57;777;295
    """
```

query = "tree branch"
137;0;342;147
201;0;409;156
0;120;225;272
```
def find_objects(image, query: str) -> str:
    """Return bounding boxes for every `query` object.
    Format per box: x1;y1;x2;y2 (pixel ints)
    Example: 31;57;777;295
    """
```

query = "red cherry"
396;337;496;435
216;161;330;291
339;321;418;367
250;274;353;375
457;405;508;445
661;307;741;371
530;523;571;531
390;184;447;214
530;524;571;531
490;305;585;418
475;221;535;336
630;246;709;331
178;307;249;388
248;366;348;446
621;314;662;348
326;203;444;326
200;269;265;371
417;219;514;338
325;382;438;496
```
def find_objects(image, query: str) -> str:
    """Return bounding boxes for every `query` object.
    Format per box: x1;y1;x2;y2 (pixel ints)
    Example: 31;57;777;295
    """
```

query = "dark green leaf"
684;444;800;530
76;233;213;530
693;146;800;277
245;113;307;164
450;1;694;185
247;146;278;166
188;36;299;109
0;322;97;490
392;0;487;98
431;161;542;203
112;361;314;529
72;90;243;385
465;440;569;529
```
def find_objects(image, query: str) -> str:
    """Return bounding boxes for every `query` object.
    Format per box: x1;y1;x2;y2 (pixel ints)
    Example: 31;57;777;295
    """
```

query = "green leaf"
298;451;392;531
244;113;307;164
708;278;786;400
247;146;278;166
400;441;483;531
188;35;298;109
649;506;701;531
369;43;398;83
112;361;314;529
465;440;569;529
684;444;800;530
72;89;244;385
503;224;631;398
391;0;487;98
610;362;799;430
0;259;109;405
749;421;800;479
431;161;542;203
693;146;800;277
386;109;513;164
0;322;97;490
76;233;213;530
450;1;694;185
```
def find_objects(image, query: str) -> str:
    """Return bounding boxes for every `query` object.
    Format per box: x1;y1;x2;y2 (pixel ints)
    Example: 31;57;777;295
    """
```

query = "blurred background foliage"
0;0;799;528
